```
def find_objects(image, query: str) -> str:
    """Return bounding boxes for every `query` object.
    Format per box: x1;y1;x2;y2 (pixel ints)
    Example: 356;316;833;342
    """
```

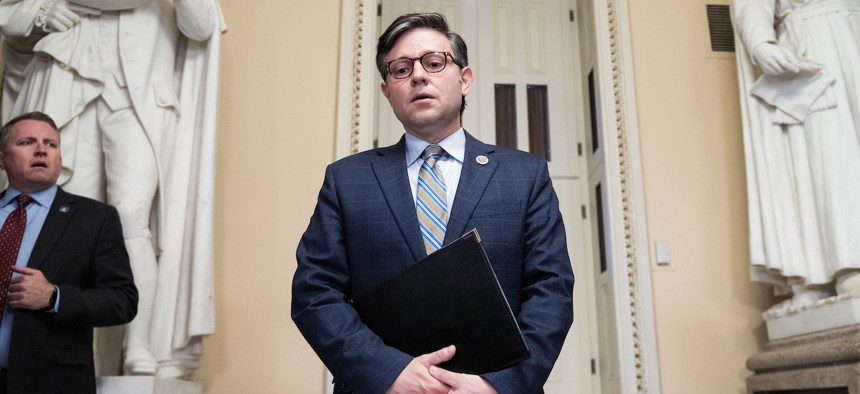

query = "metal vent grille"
706;4;735;52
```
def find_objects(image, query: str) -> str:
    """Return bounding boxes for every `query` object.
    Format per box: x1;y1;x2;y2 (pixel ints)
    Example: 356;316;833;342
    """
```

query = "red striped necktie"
0;194;33;322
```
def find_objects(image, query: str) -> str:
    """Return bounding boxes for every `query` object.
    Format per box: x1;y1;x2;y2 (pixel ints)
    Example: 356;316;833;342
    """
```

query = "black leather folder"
351;229;531;374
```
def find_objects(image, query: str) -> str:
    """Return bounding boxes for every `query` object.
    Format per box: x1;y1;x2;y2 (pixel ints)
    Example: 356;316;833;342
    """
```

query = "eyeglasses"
386;51;454;79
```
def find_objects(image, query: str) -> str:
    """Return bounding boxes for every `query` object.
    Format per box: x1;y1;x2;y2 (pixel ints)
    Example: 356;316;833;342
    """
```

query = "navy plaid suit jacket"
292;132;574;393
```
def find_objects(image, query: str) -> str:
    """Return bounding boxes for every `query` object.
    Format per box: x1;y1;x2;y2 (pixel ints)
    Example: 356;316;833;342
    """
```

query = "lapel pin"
59;205;70;213
475;155;489;165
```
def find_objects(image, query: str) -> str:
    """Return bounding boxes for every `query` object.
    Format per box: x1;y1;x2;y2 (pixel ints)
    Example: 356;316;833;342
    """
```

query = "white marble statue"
733;0;860;315
0;17;36;124
0;0;224;379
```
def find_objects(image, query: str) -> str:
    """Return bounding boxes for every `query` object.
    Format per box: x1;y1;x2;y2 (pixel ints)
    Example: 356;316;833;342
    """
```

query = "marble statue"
0;0;224;379
733;0;860;315
0;17;35;124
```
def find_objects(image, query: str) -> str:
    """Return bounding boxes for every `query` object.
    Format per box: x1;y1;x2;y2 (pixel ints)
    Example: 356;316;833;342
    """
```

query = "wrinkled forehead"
6;120;60;144
15;120;58;136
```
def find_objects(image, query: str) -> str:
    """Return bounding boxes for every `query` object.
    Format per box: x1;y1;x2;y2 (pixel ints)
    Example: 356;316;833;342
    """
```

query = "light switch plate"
655;240;670;266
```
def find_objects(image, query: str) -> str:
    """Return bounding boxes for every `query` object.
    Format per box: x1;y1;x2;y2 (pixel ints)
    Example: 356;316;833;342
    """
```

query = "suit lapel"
372;138;427;262
445;132;498;244
28;188;76;270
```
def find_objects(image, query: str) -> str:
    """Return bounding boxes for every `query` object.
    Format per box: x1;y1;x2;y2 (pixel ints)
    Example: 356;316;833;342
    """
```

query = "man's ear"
380;81;391;100
0;153;6;171
460;66;474;96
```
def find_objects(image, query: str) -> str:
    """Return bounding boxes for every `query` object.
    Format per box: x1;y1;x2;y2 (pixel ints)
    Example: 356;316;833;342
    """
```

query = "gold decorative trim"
349;0;365;155
606;0;647;391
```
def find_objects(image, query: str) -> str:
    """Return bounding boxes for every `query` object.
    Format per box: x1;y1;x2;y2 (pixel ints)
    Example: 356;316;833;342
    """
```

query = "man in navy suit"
0;112;137;394
292;13;574;393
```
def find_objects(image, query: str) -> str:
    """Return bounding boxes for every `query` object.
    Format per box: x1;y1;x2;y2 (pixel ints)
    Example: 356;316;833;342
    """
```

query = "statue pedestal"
747;296;860;393
96;377;201;394
766;295;860;340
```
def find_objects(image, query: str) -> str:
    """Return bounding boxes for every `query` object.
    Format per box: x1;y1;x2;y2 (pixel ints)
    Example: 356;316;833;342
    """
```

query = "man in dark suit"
0;111;137;394
292;12;574;394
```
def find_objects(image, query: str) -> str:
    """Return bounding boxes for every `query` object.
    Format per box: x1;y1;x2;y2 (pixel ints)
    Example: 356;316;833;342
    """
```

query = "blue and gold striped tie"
417;145;448;254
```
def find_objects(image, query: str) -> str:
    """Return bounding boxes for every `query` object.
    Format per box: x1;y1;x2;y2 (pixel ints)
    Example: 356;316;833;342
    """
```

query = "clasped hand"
386;345;498;394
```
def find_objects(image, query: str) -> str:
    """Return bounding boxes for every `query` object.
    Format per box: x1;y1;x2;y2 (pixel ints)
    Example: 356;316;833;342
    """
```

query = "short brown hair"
0;112;60;151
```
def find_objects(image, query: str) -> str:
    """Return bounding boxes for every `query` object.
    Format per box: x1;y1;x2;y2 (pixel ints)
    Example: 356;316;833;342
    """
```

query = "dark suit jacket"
292;132;574;393
4;187;138;394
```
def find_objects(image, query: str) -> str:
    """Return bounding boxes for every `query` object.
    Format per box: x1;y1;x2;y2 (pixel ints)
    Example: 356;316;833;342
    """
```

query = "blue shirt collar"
1;185;58;209
405;128;466;166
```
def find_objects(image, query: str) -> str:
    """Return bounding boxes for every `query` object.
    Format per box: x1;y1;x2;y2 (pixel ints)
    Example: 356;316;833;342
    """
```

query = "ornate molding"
348;0;365;155
606;0;648;391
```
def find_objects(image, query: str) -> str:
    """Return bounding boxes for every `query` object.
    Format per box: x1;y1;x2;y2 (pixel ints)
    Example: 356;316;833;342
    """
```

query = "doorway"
334;0;660;392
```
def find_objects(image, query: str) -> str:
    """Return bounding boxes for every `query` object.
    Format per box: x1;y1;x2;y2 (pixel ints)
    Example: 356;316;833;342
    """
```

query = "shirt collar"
405;128;466;166
1;185;58;209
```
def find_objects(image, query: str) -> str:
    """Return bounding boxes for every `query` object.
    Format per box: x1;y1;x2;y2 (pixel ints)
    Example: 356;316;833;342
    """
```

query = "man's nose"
410;60;429;83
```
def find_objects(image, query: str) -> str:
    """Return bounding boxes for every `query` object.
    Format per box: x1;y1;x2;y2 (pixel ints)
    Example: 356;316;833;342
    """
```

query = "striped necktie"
417;145;448;254
0;194;33;323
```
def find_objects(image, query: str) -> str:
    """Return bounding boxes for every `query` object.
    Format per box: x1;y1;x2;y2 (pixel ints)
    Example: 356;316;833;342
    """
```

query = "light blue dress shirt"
405;128;465;211
0;185;58;368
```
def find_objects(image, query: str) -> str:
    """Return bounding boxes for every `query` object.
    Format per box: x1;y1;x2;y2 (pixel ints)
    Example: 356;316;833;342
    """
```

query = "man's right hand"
386;345;456;394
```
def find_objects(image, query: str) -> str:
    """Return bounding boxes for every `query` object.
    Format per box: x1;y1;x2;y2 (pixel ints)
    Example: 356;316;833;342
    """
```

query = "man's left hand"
7;266;55;310
428;362;498;394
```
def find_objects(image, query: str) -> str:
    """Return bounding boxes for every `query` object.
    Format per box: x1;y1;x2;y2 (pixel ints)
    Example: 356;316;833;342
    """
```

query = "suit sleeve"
292;164;413;393
483;162;575;393
53;205;138;327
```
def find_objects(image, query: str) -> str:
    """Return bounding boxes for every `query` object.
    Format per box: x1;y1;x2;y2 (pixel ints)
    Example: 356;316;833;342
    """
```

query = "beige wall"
199;1;772;393
628;1;772;393
198;1;341;392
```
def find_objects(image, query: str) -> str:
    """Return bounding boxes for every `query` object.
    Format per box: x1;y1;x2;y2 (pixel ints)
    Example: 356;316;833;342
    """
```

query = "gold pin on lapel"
475;155;489;165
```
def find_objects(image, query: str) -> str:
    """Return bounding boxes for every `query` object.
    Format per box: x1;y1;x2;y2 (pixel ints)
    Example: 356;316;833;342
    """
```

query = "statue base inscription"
97;376;201;394
746;324;860;394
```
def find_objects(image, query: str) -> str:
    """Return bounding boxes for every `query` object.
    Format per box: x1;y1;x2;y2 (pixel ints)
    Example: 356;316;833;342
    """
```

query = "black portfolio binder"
352;229;531;374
